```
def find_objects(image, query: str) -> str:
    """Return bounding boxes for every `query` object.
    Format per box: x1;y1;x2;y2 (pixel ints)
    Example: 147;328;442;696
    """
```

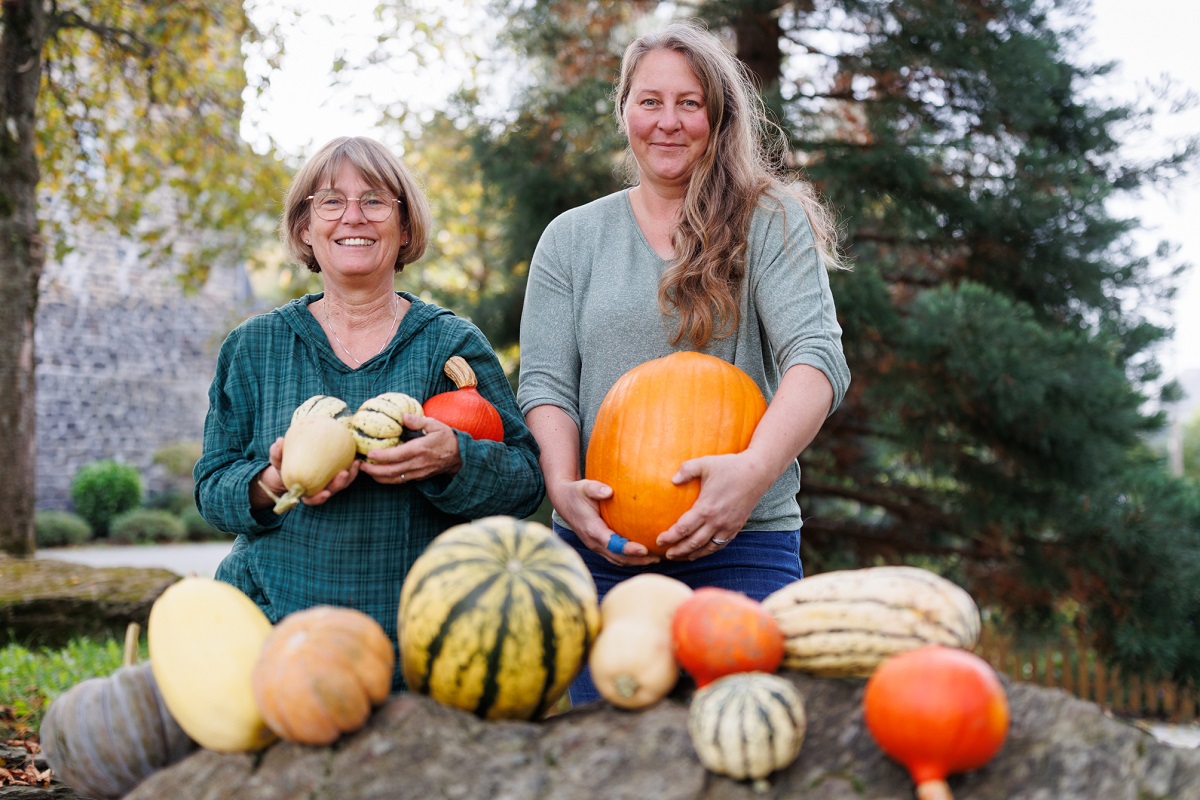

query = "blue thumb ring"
606;533;630;554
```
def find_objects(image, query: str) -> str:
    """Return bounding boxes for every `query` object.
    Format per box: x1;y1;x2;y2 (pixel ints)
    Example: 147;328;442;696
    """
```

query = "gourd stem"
916;779;954;800
123;621;141;666
272;485;304;515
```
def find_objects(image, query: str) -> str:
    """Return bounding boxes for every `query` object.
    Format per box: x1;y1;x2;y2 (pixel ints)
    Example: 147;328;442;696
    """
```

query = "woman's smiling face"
622;48;711;193
302;162;404;279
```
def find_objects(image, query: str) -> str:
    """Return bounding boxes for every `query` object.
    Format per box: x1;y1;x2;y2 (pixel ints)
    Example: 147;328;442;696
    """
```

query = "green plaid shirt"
195;293;544;688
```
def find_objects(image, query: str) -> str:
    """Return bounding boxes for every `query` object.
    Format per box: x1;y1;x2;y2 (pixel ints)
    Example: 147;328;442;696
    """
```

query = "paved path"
35;541;234;579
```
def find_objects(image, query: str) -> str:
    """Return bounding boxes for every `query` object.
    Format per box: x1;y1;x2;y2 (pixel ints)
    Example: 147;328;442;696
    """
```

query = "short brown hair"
280;136;432;273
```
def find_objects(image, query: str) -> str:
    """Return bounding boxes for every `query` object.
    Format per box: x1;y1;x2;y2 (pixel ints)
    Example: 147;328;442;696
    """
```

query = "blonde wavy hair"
280;136;432;273
615;21;845;347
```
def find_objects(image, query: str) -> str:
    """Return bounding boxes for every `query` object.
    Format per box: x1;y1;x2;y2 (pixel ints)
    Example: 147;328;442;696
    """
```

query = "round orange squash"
863;645;1010;800
671;587;785;688
585;352;767;554
251;606;395;745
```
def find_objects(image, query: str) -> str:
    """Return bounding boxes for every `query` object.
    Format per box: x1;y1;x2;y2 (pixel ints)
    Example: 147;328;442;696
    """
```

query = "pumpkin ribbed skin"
585;352;766;554
688;672;807;784
40;662;196;799
761;566;981;678
252;606;395;745
398;516;600;720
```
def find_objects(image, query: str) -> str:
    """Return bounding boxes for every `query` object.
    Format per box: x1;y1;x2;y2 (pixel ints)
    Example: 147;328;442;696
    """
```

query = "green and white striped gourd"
761;566;981;678
398;515;600;720
290;394;351;426
349;392;424;456
688;671;807;788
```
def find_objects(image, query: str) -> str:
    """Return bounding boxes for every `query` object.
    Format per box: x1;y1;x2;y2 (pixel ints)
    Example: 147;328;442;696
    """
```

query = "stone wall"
34;226;263;512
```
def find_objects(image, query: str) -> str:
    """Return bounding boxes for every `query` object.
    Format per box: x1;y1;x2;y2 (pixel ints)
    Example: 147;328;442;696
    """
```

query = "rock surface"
110;673;1198;800
0;555;178;647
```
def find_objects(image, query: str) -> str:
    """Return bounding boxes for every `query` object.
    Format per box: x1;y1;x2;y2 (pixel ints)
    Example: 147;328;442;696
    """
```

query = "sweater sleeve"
516;215;583;427
193;325;284;537
749;194;851;413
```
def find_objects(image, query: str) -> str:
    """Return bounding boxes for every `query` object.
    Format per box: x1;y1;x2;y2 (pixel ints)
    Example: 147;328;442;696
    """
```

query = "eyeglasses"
306;189;401;222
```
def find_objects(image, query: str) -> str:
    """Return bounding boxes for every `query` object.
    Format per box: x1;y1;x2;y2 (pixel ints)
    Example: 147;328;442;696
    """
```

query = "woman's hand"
549;477;660;567
656;450;774;560
252;436;360;510
358;413;463;484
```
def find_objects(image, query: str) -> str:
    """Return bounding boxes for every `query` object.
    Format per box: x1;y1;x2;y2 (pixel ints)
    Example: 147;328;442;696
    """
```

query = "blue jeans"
555;521;802;707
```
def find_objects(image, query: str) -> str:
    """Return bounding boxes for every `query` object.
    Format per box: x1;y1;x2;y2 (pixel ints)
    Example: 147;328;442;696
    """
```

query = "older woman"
517;22;850;703
195;136;544;690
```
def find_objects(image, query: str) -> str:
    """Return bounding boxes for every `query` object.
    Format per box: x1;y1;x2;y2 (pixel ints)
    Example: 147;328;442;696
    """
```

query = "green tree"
1183;407;1200;480
458;0;1200;679
0;0;289;556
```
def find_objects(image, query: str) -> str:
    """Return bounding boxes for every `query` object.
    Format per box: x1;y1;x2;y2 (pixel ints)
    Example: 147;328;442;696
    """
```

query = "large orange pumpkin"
585;352;767;554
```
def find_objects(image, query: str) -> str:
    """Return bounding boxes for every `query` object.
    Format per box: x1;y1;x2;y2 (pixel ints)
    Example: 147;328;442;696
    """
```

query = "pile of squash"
266;355;504;513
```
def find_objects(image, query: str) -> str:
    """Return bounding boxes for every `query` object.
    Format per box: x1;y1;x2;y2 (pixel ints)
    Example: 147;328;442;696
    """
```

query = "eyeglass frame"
305;189;403;222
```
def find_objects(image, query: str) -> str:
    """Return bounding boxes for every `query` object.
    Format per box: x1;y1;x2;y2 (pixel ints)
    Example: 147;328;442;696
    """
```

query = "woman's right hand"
550;477;660;567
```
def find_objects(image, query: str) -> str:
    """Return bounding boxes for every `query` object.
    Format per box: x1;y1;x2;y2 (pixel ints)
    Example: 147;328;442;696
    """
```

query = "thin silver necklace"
324;298;399;366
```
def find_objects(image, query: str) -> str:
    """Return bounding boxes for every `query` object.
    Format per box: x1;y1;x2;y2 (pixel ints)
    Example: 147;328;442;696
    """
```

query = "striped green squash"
398;516;600;720
349;392;424;456
761;566;981;678
688;672;807;787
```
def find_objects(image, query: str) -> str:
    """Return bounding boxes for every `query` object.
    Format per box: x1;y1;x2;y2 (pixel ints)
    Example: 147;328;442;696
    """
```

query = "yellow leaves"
36;0;290;283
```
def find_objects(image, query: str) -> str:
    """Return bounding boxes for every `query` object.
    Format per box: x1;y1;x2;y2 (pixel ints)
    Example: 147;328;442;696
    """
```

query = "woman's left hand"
358;413;463;485
656;451;774;561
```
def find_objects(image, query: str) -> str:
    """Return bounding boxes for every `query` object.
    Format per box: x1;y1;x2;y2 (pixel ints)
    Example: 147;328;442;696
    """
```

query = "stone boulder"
0;555;178;647
108;672;1198;800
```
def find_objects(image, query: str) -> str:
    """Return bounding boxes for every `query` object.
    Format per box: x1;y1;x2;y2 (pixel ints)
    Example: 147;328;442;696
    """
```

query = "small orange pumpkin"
422;356;504;441
251;606;395;745
585;352;766;554
670;587;785;688
863;645;1010;800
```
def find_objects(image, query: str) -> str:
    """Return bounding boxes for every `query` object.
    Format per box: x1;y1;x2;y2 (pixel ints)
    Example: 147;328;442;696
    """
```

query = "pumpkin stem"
443;356;479;389
123;621;141;666
916;780;954;800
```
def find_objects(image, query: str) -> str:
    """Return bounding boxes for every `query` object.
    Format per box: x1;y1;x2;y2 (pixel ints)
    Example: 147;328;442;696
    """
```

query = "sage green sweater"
517;188;850;531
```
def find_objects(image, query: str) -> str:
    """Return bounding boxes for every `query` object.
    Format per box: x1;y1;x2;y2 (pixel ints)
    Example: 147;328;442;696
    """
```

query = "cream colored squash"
147;577;277;752
271;414;357;514
589;617;679;710
600;573;694;629
761;565;981;678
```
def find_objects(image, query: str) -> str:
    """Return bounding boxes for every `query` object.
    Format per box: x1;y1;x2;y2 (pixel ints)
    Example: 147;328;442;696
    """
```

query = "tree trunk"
729;1;786;94
0;0;48;557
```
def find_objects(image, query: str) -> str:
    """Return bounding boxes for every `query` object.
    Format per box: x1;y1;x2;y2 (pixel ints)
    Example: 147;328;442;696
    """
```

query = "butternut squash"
269;415;357;514
589;617;680;710
600;573;694;629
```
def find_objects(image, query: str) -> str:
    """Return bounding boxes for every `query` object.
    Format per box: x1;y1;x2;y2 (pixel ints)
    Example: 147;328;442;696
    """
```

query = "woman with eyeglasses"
194;136;544;690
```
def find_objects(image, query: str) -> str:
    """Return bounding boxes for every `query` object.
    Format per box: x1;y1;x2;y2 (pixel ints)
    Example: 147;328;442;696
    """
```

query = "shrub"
109;509;186;545
180;507;231;541
144;488;194;515
34;510;93;548
70;460;143;537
